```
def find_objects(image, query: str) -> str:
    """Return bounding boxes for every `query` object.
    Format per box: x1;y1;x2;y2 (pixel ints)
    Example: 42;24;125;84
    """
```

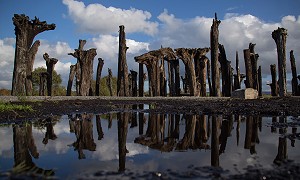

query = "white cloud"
62;0;158;36
0;38;15;89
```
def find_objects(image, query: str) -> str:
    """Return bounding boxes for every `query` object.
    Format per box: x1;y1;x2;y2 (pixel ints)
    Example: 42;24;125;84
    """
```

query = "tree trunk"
218;44;232;97
138;63;144;97
130;70;138;97
117;25;130;97
66;65;76;96
244;49;253;88
249;43;259;90
107;68;113;96
210;13;221;97
39;72;48;96
258;66;262;97
68;40;97;96
26;40;40;96
11;14;55;96
290;50;299;96
43;53;58;96
272;28;288;97
95;58;104;96
270;64;278;96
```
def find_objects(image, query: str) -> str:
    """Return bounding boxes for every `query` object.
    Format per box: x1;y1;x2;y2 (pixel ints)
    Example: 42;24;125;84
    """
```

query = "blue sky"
0;0;300;90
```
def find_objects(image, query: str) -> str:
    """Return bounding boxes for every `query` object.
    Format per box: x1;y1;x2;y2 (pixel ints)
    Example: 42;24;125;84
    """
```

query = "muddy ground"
1;96;300;122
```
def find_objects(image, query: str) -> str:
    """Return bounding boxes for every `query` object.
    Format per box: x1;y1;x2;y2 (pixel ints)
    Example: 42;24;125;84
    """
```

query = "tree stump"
270;64;279;96
107;68;114;96
39;72;48;96
117;25;130;96
290;50;299;96
130;70;138;97
43;53;58;96
244;49;254;88
272;27;288;97
218;44;232;97
66;65;77;96
12;14;55;96
210;13;221;97
138;63;144;97
95;58;104;96
68;40;97;96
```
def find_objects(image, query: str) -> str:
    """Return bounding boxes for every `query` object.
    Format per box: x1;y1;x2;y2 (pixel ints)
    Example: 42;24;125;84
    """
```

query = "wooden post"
66;65;76;96
12;14;55;96
68;40;97;96
107;68;113;96
43;53;58;96
210;13;221;97
95;58;104;96
290;50;299;96
138;63;144;97
244;49;253;88
270;64;278;96
258;66;262;97
272;27;288;97
117;25;130;97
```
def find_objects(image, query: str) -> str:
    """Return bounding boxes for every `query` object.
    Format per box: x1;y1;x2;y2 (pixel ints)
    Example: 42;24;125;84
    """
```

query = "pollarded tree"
11;14;55;96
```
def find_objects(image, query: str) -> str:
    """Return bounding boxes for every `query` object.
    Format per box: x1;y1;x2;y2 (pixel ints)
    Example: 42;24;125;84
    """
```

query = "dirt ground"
1;96;300;122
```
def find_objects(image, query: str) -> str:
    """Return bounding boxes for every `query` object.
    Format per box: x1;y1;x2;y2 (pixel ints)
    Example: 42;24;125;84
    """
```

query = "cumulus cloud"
62;0;158;36
0;38;15;89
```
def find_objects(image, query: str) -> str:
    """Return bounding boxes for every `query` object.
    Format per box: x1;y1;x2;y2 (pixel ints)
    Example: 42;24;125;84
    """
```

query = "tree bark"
138;63;144;97
272;28;288;97
258;66;262;97
43;53;58;96
270;64;278;96
12;14;55;96
95;58;104;96
26;40;40;95
244;49;253;88
66;64;76;96
117;25;130;96
290;50;299;96
218;44;232;97
210;13;221;97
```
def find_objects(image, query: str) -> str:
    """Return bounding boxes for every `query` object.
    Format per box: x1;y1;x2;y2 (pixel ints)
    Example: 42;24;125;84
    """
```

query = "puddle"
0;111;299;179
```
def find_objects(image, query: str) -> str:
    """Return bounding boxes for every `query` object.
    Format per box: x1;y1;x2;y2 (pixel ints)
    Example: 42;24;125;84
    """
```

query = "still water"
0;110;299;179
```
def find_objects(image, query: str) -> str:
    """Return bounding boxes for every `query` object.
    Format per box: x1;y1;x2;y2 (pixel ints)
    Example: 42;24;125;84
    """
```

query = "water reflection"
0;111;299;179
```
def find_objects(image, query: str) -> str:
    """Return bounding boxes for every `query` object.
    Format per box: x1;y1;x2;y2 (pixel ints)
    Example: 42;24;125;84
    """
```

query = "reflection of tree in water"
13;123;54;177
118;112;129;172
42;117;58;145
69;114;96;159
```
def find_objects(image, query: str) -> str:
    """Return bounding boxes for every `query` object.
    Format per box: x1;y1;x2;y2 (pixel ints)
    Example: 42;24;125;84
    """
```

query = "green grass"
0;102;33;112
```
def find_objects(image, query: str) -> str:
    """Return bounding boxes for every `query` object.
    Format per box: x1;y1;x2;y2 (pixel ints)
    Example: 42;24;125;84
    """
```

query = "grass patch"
0;102;33;112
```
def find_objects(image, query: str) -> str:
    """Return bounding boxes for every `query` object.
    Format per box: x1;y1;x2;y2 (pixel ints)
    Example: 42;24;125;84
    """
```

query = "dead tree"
26;40;40;96
258;66;262;97
138;63;144;97
210;13;221;97
117;25;130;96
68;40;97;96
130;70;138;97
107;68;113;96
39;72;48;96
272;27;288;97
66;65;76;96
43;53;58;96
95;58;104;96
290;50;299;96
244;49;254;88
135;47;176;97
195;48;210;97
11;14;55;96
233;51;245;90
270;64;279;96
218;44;232;97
